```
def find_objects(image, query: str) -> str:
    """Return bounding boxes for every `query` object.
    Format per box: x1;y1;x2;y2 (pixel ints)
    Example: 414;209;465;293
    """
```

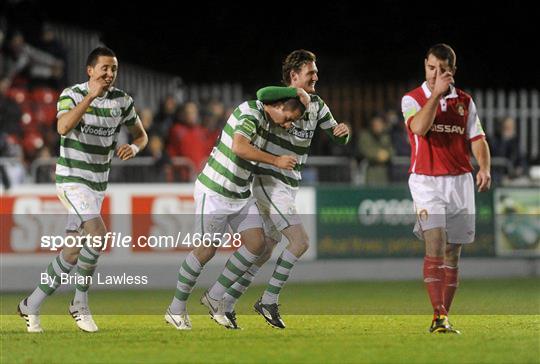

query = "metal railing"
319;84;540;161
0;155;529;188
28;156;197;184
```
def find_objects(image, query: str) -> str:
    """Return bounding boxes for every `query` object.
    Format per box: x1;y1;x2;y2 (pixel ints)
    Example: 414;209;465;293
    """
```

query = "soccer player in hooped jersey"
164;93;308;330
219;50;351;329
18;47;148;333
401;44;491;334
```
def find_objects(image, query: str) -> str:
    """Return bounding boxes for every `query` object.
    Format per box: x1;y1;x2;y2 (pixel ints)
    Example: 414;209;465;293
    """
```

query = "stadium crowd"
0;27;530;188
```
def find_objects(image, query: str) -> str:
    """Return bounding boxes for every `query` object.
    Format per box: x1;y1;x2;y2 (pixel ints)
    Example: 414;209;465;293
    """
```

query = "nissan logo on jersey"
430;124;465;134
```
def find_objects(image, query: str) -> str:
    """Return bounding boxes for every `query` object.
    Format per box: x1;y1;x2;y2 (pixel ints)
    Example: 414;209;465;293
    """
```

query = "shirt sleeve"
317;97;350;145
234;115;259;141
122;96;139;126
467;99;485;142
56;88;76;118
401;95;420;129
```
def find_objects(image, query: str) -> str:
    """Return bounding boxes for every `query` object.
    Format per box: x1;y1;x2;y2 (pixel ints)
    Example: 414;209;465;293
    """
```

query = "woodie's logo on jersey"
288;126;315;139
79;123;117;137
430;124;465;135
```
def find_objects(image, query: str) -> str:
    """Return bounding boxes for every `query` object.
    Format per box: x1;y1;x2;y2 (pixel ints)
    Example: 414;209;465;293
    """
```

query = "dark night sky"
4;1;539;89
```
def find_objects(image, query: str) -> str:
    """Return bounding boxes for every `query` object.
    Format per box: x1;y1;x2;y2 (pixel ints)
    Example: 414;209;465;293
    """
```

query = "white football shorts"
408;173;476;244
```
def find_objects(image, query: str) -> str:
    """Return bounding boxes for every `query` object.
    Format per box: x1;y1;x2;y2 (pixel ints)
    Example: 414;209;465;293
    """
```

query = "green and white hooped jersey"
55;82;139;192
197;100;271;200
253;94;338;189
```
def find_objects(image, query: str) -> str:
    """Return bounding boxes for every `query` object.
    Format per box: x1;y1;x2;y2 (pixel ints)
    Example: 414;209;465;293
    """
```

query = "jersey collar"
83;82;109;100
421;81;458;100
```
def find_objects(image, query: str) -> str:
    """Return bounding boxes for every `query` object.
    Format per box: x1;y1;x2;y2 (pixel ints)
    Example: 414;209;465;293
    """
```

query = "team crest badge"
111;108;121;118
80;201;89;211
417;208;429;221
455;103;465;117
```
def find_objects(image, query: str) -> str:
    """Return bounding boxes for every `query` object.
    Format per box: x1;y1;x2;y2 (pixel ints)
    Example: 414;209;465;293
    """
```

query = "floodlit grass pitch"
1;279;539;363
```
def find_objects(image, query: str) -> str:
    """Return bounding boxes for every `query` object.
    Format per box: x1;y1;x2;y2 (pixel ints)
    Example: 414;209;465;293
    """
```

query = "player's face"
290;61;318;93
273;108;302;129
88;56;118;89
424;54;453;91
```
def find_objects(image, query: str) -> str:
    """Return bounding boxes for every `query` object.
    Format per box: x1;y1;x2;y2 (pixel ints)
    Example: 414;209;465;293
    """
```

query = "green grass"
1;279;539;363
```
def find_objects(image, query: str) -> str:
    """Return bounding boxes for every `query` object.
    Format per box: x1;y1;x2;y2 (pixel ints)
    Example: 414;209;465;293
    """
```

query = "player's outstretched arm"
257;86;310;107
471;137;491;192
117;119;148;161
257;86;297;102
232;133;296;170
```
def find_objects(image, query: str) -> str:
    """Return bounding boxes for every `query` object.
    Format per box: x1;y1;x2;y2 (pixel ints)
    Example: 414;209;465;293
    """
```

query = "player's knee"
193;246;217;264
258;245;273;263
258;237;277;262
445;244;462;265
250;239;266;256
62;250;79;265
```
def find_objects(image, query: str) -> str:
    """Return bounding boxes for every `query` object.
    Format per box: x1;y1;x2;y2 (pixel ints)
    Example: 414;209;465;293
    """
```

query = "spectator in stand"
138;107;172;182
35;24;68;89
0;79;24;188
491;116;528;181
154;94;178;139
0;134;26;188
387;109;410;157
139;107;154;132
202;99;226;151
387;108;411;182
146;134;173;182
0;78;22;137
167;101;211;178
358;114;394;185
2;31;64;89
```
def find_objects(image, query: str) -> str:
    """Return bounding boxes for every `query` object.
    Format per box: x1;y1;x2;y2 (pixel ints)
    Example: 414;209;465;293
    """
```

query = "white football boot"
200;291;233;328
164;307;192;330
68;300;98;332
18;298;43;333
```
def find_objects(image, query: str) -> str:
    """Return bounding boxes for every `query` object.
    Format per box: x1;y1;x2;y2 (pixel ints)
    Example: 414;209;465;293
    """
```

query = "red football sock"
443;265;459;313
423;256;447;316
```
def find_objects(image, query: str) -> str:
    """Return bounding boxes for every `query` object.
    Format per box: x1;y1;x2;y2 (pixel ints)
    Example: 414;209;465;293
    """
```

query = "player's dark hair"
427;43;456;71
267;97;306;115
282;50;317;85
86;47;116;67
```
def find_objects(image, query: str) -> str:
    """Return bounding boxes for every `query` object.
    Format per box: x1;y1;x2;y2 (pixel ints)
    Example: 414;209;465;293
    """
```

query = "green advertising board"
317;186;494;258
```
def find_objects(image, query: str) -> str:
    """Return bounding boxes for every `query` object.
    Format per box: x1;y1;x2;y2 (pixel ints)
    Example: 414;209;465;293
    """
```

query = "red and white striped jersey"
401;82;485;176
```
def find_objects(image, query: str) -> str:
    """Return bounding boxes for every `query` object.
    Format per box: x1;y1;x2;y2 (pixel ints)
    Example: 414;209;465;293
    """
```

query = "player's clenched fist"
116;144;139;160
275;155;297;170
333;123;350;137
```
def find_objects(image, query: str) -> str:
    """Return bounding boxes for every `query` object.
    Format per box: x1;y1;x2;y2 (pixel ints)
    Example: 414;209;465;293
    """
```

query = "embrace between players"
18;44;490;335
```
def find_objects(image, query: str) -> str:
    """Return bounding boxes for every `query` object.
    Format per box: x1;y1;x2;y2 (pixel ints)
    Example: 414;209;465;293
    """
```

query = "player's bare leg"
255;224;309;329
